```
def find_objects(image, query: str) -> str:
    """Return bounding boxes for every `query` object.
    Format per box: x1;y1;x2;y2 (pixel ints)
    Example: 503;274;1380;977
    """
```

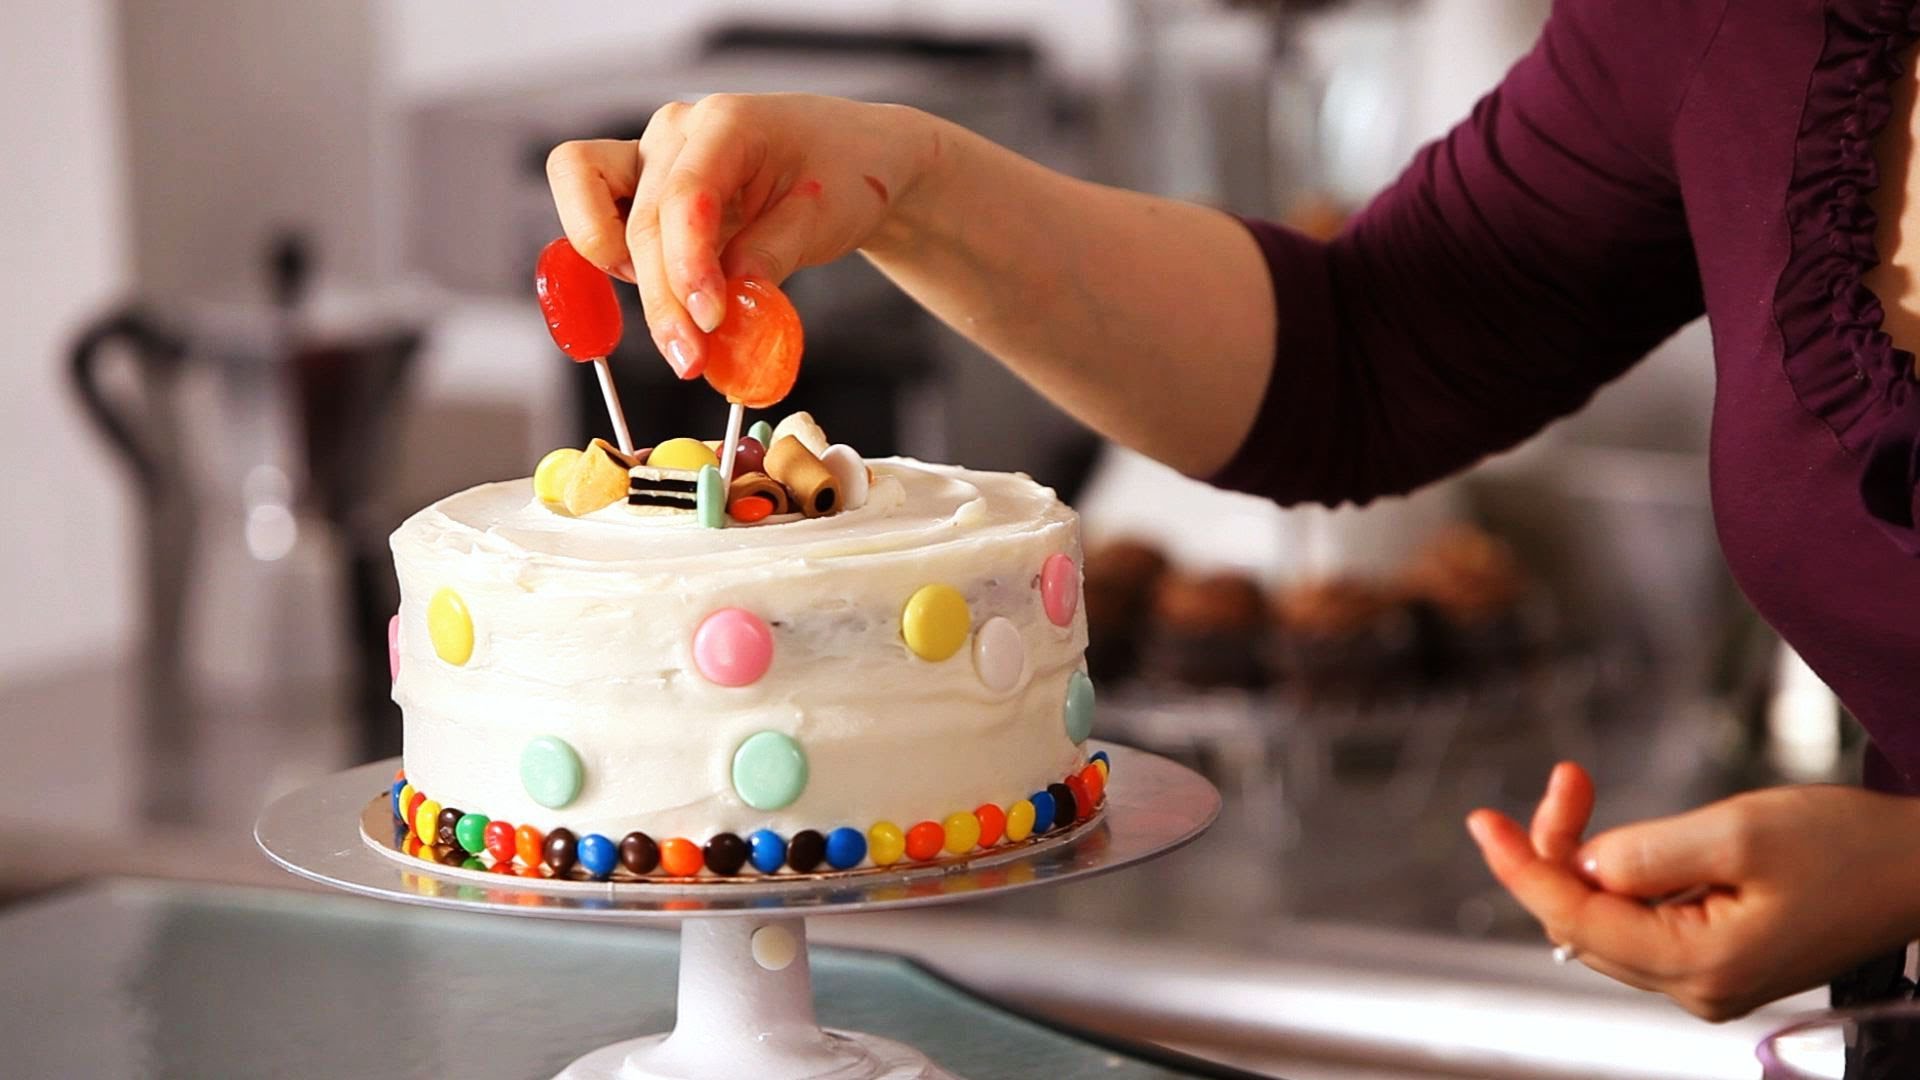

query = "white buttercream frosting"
391;459;1089;853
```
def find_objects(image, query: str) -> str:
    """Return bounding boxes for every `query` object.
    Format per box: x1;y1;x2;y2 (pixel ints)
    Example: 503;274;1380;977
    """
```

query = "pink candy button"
388;613;400;680
693;608;775;687
1040;554;1079;627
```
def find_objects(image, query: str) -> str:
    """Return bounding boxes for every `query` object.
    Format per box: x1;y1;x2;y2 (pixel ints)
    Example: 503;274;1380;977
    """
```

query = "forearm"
862;112;1276;477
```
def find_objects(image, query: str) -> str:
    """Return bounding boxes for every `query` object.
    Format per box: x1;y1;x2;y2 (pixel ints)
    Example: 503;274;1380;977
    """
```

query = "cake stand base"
554;918;956;1080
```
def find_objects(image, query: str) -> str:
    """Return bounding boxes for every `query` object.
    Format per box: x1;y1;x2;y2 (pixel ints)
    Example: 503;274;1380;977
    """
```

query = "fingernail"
1465;814;1489;845
1580;856;1600;878
686;290;721;333
614;259;636;282
666;337;698;379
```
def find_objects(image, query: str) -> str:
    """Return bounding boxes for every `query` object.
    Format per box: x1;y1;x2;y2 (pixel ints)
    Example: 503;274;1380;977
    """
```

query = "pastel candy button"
1065;670;1096;744
748;420;775;448
696;464;725;529
732;731;808;811
902;584;970;662
693;608;774;686
820;444;869;510
649;437;720;471
521;735;584;809
427;587;474;666
533;447;583;505
1041;553;1079;627
752;924;799;971
387;613;400;680
972;616;1025;692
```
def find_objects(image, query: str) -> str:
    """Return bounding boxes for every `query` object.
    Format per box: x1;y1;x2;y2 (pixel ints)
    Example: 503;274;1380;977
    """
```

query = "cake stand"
256;741;1219;1080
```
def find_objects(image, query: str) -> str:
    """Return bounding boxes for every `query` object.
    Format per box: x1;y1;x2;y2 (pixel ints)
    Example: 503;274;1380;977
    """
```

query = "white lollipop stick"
718;402;746;484
592;357;634;457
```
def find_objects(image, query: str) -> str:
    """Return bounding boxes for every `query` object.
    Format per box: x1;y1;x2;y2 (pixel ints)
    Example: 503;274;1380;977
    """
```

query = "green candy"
732;731;808;811
454;813;490;854
697;464;725;529
521;735;584;809
1064;670;1096;744
747;420;774;448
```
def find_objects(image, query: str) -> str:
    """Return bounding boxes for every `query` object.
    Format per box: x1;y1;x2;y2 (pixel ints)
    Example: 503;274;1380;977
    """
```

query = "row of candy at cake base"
390;752;1111;880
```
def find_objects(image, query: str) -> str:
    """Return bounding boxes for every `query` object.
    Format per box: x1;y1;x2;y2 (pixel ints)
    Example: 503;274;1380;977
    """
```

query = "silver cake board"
256;741;1220;1079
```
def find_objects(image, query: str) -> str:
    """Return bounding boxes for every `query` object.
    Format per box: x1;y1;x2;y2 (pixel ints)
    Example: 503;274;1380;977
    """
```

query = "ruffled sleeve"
1772;0;1920;554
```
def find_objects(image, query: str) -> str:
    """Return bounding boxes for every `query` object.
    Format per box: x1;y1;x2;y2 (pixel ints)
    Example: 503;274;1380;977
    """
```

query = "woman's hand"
1468;763;1920;1020
545;94;938;378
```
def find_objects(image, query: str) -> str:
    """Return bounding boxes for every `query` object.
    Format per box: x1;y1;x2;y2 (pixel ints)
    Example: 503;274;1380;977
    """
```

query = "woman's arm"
547;96;1274;477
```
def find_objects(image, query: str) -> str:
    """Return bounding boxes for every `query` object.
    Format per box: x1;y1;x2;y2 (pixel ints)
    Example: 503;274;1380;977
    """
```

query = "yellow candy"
1004;800;1036;843
901;584;970;662
427;587;474;665
414;799;442;843
399;783;415;809
942;811;981;855
867;821;906;866
1094;759;1109;782
649;437;721;472
563;439;630;516
533;447;583;505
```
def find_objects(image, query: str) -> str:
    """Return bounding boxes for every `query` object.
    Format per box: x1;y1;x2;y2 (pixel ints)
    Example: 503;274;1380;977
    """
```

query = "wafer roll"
766;436;841;517
727;471;790;515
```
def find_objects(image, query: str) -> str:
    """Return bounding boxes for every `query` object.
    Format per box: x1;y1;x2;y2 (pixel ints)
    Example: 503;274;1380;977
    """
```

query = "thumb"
1577;804;1742;900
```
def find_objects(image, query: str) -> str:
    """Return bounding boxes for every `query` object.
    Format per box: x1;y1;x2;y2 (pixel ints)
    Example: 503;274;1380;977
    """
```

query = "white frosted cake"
386;449;1107;879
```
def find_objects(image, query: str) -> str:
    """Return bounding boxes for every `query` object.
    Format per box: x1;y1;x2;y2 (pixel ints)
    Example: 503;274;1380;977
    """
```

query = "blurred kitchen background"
0;1;1847;1077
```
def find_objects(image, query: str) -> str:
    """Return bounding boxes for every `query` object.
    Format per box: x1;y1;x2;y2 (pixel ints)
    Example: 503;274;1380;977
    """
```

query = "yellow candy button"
533;447;583;505
649;437;721;472
943;811;982;855
414;799;442;843
902;584;970;662
1005;800;1036;843
868;821;906;866
428;587;474;666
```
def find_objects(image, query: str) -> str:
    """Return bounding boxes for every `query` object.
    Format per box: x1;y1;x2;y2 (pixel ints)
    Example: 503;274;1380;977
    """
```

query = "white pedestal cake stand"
256;741;1219;1080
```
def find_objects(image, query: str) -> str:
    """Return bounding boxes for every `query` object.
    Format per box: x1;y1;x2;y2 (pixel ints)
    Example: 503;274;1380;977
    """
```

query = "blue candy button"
825;827;867;870
748;829;788;874
577;834;617;880
1029;790;1056;834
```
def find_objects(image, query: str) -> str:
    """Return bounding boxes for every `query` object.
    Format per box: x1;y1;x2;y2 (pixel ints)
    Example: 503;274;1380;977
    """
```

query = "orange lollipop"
703;277;803;409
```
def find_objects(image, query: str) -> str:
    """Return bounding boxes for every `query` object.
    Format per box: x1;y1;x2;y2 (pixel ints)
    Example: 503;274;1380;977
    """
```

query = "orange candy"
974;803;1007;847
514;825;545;868
904;821;946;862
702;277;803;409
1079;763;1105;807
728;495;774;523
659;837;704;877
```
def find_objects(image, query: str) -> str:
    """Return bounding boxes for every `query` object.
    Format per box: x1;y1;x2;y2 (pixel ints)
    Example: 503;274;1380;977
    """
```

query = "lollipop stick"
718;403;746;485
593;357;634;457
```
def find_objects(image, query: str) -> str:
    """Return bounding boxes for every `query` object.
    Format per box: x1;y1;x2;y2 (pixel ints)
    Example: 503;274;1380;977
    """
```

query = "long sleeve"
1212;0;1718;505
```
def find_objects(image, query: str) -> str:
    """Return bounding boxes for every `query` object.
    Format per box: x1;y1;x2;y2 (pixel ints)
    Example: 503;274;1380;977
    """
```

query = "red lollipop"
535;237;632;454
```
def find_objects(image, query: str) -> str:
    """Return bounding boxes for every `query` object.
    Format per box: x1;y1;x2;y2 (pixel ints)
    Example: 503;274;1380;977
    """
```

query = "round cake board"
256;742;1220;1080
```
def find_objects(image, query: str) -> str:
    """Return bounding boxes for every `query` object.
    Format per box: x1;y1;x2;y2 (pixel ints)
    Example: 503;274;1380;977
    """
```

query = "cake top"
393;458;1074;585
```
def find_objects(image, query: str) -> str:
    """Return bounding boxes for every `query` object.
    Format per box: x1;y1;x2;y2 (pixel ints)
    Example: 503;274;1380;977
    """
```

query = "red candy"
974;803;1006;847
514;824;545;868
483;820;516;863
703;277;803;408
727;495;773;523
1079;763;1105;807
404;790;425;826
905;821;945;862
535;237;623;361
732;436;767;476
1065;775;1093;821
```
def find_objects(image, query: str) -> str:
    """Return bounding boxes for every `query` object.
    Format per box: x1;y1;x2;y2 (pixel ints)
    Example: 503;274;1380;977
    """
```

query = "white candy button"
972;616;1026;692
820;444;870;510
752;924;798;971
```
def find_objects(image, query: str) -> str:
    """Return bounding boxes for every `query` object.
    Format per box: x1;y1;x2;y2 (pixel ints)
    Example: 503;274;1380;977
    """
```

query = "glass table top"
1;879;1266;1080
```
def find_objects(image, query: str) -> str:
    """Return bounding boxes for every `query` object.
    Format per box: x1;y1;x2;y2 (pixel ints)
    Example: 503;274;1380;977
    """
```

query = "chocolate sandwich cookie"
627;465;700;514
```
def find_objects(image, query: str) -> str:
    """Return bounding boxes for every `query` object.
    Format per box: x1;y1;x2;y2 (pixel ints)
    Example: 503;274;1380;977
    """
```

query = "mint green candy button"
732;731;808;811
748;420;774;448
1064;671;1095;744
697;464;725;529
521;736;584;809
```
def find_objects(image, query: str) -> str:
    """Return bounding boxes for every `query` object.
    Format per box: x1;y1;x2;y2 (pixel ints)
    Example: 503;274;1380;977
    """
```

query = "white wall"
0;0;135;677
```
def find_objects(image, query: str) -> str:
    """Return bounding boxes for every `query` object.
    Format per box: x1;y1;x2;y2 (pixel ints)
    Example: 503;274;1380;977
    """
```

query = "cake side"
389;459;1098;873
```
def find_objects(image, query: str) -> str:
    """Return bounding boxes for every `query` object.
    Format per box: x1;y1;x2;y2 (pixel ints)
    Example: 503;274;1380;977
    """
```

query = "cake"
385;444;1108;880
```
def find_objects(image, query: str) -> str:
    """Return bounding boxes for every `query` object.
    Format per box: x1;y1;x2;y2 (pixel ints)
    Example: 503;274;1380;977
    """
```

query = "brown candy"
765;436;840;518
727;471;790;515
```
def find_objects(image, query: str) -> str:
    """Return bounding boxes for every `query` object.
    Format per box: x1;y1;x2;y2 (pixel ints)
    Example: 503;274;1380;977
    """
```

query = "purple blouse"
1216;0;1920;792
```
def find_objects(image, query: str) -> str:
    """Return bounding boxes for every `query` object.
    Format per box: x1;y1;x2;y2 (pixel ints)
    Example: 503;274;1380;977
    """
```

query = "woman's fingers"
628;106;704;378
719;180;829;285
658;97;769;334
546;139;641;281
1529;761;1596;865
1468;809;1686;978
1577;803;1746;901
